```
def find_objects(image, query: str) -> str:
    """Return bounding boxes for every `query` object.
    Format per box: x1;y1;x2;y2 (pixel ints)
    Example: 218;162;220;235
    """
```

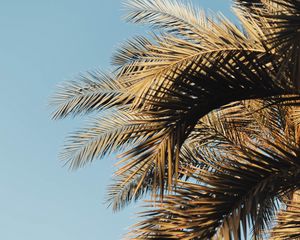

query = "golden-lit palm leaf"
117;19;278;104
106;98;295;212
106;164;155;212
130;131;300;239
60;109;163;169
112;36;153;68
234;0;300;88
113;34;297;199
123;0;205;40
51;71;129;119
52;0;300;221
270;194;300;240
118;0;279;104
110;0;299;197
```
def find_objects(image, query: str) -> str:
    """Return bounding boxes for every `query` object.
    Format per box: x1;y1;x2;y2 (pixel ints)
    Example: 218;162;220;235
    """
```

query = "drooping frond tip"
51;71;128;120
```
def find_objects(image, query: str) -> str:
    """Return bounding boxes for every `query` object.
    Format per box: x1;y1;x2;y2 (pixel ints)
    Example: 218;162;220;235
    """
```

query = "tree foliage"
52;0;300;239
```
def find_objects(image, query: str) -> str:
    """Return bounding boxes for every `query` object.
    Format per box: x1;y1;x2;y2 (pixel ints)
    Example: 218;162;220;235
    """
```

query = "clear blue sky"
0;1;233;239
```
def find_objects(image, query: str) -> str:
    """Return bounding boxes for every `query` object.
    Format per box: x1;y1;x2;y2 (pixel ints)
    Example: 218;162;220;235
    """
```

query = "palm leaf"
111;1;300;196
234;0;300;89
270;193;300;240
106;163;155;212
60;109;163;169
51;71;129;119
52;1;300;229
123;0;205;40
129;131;300;239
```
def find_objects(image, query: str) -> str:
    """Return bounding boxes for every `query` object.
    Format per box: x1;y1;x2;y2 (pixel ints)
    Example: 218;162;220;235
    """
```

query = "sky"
0;1;234;239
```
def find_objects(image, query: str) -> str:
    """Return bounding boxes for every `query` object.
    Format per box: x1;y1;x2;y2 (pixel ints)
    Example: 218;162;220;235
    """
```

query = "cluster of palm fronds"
52;0;300;239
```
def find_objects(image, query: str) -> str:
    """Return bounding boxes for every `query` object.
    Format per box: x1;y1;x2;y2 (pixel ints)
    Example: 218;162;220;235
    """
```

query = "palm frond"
51;71;129;119
113;6;298;198
106;164;155;212
234;0;300;89
60;109;162;169
53;1;300;233
106;99;286;211
92;0;300;201
111;31;298;198
120;0;292;105
129;131;300;239
123;0;205;40
270;193;300;240
113;125;181;194
112;36;152;68
118;23;278;106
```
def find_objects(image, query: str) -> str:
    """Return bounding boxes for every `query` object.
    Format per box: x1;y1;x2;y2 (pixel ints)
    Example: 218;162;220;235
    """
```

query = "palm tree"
52;0;300;239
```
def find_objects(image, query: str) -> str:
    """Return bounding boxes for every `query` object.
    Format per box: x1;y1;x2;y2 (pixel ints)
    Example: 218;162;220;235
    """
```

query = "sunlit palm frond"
60;109;162;169
234;0;300;88
107;121;205;211
129;131;300;239
55;0;300;203
131;59;297;190
123;0;205;40
113;124;182;194
112;1;299;197
112;36;152;68
106;164;155;212
120;0;291;104
52;1;300;235
106;99;279;211
270;194;300;240
51;71;129;119
119;26;282;108
113;35;297;198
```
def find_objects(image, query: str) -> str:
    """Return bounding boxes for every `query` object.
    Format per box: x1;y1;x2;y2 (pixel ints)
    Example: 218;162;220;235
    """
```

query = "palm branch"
51;71;130;119
270;194;300;239
52;0;300;229
130;121;300;239
111;0;300;200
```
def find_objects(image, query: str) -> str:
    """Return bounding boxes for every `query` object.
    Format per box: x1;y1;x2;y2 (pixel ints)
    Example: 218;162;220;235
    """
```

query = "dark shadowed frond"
105;99;280;211
289;106;300;129
129;130;300;239
234;0;300;88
